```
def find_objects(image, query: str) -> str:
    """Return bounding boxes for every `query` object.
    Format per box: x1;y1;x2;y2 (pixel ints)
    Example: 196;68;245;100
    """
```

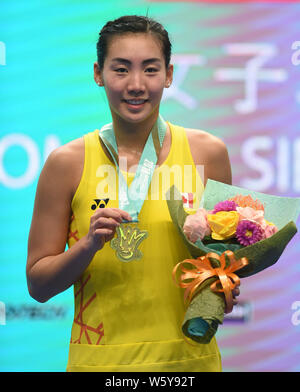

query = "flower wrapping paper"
167;180;300;344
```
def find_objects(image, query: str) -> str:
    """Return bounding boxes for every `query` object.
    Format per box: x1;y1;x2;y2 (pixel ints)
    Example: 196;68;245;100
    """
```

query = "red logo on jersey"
181;193;194;209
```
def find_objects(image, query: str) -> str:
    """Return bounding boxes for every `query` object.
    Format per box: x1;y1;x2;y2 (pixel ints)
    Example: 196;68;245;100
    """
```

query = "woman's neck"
111;113;159;152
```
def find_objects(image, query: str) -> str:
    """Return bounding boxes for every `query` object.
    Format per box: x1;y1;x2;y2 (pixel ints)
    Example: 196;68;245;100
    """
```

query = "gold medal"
110;223;148;262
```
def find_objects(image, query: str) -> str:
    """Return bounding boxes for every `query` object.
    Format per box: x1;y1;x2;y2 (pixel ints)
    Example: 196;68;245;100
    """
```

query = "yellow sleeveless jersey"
66;122;222;372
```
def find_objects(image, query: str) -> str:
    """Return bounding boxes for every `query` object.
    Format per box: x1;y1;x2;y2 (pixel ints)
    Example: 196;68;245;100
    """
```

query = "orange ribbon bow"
172;250;249;313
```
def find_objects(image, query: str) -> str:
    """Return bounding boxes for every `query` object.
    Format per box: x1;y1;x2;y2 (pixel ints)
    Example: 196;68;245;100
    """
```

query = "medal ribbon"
172;250;249;313
99;115;167;221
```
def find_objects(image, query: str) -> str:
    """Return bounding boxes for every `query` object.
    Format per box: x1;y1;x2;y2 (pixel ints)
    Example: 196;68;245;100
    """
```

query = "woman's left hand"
232;284;240;306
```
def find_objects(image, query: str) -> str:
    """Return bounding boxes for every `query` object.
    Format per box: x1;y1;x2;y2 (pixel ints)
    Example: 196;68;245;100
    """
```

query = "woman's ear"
165;63;173;88
94;62;104;86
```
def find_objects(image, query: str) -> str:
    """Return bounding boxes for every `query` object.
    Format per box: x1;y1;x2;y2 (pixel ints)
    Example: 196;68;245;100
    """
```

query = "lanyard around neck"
99;115;167;222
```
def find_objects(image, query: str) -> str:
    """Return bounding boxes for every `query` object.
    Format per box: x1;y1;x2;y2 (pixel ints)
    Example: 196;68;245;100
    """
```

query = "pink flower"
212;200;237;214
183;208;211;243
236;206;265;226
261;220;278;239
263;224;278;239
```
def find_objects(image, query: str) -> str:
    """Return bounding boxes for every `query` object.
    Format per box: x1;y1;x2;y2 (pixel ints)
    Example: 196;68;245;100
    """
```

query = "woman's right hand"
86;208;132;253
26;141;132;302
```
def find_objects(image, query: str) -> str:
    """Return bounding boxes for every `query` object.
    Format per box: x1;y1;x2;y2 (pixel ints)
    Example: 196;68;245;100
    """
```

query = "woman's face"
94;33;173;125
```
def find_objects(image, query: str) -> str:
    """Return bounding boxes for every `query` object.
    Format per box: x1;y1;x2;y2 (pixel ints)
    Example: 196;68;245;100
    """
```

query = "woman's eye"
115;68;127;73
145;67;158;73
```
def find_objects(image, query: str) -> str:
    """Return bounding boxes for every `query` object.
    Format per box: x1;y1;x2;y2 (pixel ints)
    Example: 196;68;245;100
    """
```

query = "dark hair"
96;15;172;70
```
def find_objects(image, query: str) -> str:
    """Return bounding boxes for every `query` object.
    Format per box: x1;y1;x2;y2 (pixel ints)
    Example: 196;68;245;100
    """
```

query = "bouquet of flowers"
167;180;300;344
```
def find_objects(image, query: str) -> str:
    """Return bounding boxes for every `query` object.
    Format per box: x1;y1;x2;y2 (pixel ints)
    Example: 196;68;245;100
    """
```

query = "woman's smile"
123;98;149;111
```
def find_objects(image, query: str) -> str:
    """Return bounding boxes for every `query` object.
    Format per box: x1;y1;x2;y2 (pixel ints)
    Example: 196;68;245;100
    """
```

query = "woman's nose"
127;72;145;95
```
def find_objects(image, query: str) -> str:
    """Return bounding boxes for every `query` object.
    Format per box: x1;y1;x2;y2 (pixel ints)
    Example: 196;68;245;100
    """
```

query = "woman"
26;15;238;372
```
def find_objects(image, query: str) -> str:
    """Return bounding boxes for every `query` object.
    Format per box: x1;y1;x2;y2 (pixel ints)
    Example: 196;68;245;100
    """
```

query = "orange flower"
229;194;265;211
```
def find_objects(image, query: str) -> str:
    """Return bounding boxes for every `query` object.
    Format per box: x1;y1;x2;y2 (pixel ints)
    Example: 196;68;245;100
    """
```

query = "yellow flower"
207;211;239;240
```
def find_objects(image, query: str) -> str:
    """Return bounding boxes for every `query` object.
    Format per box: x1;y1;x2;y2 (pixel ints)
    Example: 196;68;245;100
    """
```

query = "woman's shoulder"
184;127;231;184
185;127;225;146
45;136;85;169
41;136;85;196
169;122;226;150
184;127;228;164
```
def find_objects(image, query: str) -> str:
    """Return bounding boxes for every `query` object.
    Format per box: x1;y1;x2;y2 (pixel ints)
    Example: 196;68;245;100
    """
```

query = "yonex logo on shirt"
91;198;109;210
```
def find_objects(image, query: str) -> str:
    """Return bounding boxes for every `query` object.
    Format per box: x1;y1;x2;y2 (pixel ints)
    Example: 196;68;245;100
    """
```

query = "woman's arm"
186;128;232;186
26;140;131;303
